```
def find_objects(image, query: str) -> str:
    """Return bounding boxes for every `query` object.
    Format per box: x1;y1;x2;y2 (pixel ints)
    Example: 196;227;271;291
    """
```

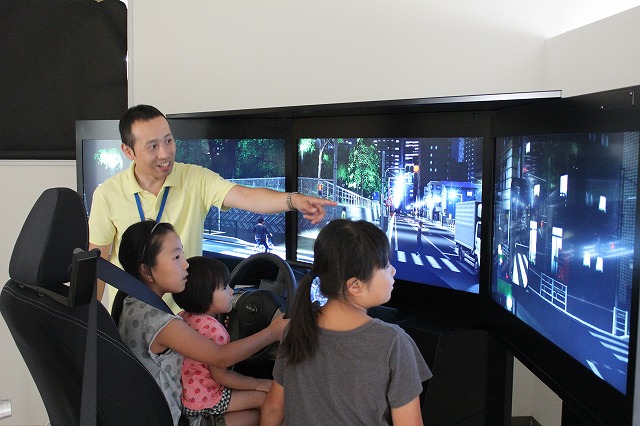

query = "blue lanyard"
134;187;170;222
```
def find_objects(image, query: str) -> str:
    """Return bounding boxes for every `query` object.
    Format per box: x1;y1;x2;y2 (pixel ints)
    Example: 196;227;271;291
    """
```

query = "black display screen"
176;138;287;261
77;135;287;262
297;136;483;294
491;132;639;394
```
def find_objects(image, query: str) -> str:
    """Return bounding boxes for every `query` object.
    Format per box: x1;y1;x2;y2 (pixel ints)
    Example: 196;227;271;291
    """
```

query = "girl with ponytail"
261;219;432;426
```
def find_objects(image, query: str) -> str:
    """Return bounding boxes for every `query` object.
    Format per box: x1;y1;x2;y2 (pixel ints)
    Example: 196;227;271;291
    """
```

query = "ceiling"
431;1;640;38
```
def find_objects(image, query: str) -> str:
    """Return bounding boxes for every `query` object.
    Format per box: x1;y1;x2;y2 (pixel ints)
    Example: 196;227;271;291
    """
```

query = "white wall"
129;1;640;115
128;0;549;114
545;6;640;98
511;358;563;425
0;160;76;425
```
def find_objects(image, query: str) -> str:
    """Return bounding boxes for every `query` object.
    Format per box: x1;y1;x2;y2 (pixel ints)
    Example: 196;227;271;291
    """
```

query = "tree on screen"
346;139;381;197
235;139;284;178
299;138;333;181
94;148;124;176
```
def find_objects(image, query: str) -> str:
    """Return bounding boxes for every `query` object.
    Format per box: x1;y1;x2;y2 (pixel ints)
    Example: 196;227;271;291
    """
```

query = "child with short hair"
174;256;271;425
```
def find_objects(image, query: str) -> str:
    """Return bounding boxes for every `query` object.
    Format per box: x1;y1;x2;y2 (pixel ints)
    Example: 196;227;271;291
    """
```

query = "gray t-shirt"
273;318;432;425
118;296;184;425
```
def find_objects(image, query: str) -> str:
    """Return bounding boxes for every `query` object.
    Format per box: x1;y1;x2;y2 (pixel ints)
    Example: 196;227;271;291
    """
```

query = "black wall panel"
0;0;127;159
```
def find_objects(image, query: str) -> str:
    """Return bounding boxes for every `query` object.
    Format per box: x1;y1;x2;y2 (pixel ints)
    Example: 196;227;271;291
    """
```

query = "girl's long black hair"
280;219;390;364
111;220;176;326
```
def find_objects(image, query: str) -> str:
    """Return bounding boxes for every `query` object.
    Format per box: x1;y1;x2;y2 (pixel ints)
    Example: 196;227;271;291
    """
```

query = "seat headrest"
9;188;88;287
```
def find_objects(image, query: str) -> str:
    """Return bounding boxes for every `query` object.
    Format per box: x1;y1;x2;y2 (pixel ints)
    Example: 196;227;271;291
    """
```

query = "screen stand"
397;312;513;425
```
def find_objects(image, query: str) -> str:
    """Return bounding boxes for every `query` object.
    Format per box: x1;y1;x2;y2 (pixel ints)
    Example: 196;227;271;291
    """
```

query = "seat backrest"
0;187;173;426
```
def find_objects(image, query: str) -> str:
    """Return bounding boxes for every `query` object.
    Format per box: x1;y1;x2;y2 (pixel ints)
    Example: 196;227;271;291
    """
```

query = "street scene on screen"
296;137;483;294
492;132;639;394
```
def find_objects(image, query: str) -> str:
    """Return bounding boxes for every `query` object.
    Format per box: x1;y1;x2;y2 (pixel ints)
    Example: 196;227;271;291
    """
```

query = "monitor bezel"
485;87;640;423
289;111;493;320
75;117;294;268
75;119;122;212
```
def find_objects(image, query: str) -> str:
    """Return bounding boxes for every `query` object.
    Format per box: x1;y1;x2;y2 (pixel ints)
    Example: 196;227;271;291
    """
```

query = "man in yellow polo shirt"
89;104;336;304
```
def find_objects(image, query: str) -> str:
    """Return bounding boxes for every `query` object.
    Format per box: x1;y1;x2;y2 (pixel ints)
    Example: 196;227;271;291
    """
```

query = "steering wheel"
226;252;297;367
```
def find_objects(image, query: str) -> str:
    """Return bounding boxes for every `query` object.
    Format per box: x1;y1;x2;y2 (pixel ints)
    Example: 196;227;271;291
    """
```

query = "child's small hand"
255;379;273;393
269;312;289;340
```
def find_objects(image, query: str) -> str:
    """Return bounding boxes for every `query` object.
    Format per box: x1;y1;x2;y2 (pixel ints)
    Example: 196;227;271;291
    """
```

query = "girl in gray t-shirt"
261;219;432;426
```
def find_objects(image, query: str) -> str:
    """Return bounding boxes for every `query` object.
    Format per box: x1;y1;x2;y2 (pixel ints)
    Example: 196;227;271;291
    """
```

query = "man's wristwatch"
287;192;299;211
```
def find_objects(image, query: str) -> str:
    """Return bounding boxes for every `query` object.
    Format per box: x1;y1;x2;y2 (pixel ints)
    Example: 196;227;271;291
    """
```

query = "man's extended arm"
223;186;336;225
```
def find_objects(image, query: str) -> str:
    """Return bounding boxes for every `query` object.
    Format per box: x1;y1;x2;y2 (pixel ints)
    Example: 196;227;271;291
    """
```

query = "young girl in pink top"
174;256;271;425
